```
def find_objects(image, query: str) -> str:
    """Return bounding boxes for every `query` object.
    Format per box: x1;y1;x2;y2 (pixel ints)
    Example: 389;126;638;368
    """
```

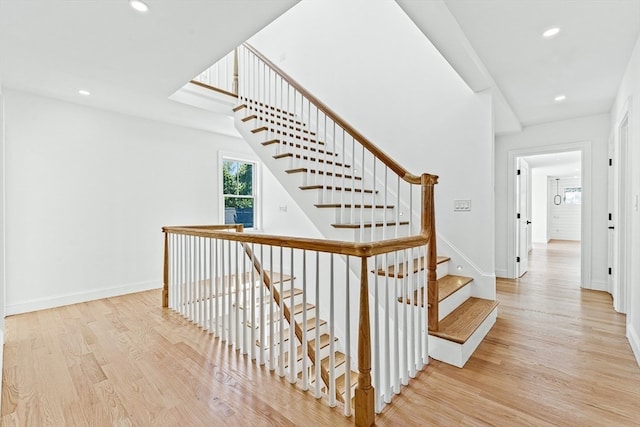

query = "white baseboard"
5;280;161;315
628;325;640;368
494;269;509;279
0;329;4;409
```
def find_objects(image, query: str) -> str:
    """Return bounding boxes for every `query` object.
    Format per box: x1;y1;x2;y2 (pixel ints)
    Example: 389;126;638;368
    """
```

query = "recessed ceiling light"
78;89;91;96
554;94;566;102
543;27;560;38
129;0;149;13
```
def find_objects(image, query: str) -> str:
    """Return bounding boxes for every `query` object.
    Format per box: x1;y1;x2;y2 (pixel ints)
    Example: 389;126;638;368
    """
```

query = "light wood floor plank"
2;240;639;425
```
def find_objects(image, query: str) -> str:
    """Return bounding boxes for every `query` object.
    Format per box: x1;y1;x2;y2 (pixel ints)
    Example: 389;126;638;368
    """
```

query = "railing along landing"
163;216;433;426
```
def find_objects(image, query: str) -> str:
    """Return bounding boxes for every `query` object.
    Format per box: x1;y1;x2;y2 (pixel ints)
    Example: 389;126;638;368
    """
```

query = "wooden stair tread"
376;255;450;278
314;203;393;209
429;297;498;344
287;168;360;180
280;287;303;299
262;140;335;156
293;302;315;315
237;99;295;116
332;221;409;229
257;130;319;144
241;110;306;127
300;185;376;194
320;351;346;370
438;275;473;302
336;370;358;392
273;153;350;167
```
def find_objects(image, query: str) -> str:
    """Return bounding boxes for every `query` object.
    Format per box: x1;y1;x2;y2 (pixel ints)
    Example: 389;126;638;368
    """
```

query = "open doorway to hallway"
515;151;582;282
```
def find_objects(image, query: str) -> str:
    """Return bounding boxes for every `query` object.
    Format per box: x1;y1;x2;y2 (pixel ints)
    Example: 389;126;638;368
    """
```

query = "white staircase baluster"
344;255;352;417
259;244;266;365
314;251;321;399
329;253;336;407
288;248;295;384
301;249;308;390
269;245;275;371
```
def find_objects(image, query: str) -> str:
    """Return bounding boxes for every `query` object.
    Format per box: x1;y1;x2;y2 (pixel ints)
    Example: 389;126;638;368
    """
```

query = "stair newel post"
162;228;169;308
355;255;375;427
421;174;439;331
232;48;239;96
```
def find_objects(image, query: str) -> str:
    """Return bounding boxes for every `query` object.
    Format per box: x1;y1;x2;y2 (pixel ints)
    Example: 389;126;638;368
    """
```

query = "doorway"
506;142;591;287
610;114;630;313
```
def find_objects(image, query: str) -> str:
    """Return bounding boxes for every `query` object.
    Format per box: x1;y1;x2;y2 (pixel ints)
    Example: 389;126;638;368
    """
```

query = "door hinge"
517;169;521;175
608;267;612;275
609;213;612;221
609;158;612;166
517;257;521;263
517;213;521;219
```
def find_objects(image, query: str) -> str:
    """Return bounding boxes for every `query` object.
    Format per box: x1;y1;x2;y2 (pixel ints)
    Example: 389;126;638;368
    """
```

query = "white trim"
0;329;3;410
218;150;262;231
5;280;160;316
495;268;508;278
506;142;592;289
589;280;608;292
628;325;640;367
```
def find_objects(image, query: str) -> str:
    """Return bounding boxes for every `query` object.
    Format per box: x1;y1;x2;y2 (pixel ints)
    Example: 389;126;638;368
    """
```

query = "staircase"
164;43;498;425
232;81;497;368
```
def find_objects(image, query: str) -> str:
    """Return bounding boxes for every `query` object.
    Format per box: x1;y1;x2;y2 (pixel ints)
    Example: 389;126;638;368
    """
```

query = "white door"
517;159;530;277
607;136;615;295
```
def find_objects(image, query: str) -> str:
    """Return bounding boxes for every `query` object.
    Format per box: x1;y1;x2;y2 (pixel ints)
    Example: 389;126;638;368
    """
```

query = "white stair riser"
428;306;497;368
276;156;353;174
287;171;363;190
352;223;413;242
438;283;472;320
437;261;449;279
304;188;379;205
332;207;396;224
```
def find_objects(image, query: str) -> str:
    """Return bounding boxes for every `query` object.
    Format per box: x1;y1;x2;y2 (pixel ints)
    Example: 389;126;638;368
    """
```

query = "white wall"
611;35;640;365
548;177;581;241
531;173;548;243
0;84;6;395
4;89;319;314
250;0;496;289
495;114;609;288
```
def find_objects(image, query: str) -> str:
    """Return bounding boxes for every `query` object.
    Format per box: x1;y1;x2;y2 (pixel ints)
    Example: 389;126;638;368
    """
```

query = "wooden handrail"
189;80;238;99
243;43;435;186
163;226;428;258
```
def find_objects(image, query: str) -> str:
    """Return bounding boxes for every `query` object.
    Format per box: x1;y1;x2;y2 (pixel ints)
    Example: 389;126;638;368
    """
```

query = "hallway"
378;239;640;425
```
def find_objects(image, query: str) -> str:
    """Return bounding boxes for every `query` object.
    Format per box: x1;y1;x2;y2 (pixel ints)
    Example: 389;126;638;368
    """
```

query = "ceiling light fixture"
129;0;149;13
542;27;560;38
554;94;566;102
78;89;91;96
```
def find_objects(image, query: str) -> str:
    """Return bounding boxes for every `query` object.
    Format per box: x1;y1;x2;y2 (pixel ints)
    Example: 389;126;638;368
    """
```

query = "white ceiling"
1;0;638;137
0;0;299;135
398;0;640;133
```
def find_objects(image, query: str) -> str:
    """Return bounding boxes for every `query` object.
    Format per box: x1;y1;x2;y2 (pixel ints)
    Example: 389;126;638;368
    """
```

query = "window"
564;187;582;205
222;158;256;228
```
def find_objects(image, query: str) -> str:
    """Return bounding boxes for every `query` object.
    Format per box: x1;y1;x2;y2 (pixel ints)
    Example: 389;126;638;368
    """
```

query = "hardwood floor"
2;240;639;426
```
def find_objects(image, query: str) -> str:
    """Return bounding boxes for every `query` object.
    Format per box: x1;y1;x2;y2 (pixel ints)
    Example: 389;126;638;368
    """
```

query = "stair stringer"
436;233;496;300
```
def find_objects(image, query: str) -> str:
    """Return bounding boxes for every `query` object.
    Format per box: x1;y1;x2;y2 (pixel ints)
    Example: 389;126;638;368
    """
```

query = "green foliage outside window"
223;160;255;227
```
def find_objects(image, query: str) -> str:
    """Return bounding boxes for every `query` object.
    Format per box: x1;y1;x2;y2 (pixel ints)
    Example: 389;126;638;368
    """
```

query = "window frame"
219;152;261;230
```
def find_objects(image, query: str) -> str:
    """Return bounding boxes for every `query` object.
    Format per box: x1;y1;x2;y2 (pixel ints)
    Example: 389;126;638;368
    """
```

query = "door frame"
516;158;530;277
612;103;631;313
506;141;592;287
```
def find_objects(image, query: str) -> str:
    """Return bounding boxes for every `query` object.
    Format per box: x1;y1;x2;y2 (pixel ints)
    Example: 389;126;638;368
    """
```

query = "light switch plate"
454;200;471;211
